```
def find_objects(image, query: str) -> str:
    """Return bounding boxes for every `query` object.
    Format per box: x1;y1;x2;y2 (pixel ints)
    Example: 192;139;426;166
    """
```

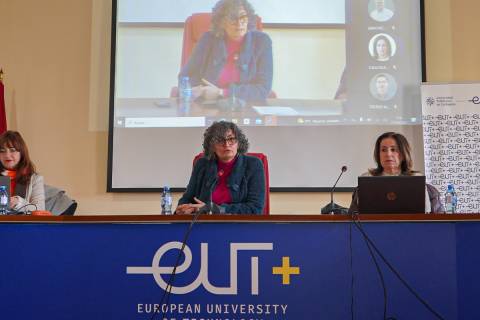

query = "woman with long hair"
348;132;444;213
0;131;45;211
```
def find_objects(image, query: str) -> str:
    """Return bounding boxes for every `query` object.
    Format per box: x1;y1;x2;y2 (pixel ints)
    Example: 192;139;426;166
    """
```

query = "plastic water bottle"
444;184;458;214
179;76;192;103
161;186;173;215
0;186;9;215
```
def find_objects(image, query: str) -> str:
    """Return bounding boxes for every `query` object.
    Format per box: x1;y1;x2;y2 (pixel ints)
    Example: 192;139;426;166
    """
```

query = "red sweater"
217;37;244;93
212;157;237;205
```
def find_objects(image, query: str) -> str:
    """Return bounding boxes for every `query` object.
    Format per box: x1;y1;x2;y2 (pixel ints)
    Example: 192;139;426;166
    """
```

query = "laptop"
358;176;426;214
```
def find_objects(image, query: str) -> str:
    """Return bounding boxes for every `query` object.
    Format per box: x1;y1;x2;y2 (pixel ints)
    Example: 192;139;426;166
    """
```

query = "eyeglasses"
225;14;249;25
0;147;18;154
214;136;238;145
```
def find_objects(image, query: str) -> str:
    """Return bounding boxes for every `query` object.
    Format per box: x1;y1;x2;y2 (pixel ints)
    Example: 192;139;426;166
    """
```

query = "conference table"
1;214;478;319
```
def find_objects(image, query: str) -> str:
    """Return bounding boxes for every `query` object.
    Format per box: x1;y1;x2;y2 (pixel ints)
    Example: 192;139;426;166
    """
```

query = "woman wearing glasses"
176;121;265;214
178;0;273;102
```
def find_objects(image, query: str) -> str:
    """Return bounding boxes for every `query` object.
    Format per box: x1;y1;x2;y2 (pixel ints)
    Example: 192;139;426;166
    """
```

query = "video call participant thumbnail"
369;34;396;62
370;73;397;101
369;0;395;22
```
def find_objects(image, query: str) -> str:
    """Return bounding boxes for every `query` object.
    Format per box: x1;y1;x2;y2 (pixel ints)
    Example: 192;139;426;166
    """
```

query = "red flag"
0;69;7;133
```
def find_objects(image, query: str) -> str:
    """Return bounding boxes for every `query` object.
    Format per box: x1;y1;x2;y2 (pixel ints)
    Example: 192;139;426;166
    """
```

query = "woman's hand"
175;198;206;215
9;196;19;208
202;86;221;101
201;79;222;101
191;85;205;100
193;197;205;207
175;204;195;215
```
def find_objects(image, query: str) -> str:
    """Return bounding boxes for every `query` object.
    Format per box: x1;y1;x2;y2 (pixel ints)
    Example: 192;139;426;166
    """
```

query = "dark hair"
373;35;392;59
0;130;37;184
369;132;416;176
211;0;257;37
202;121;249;159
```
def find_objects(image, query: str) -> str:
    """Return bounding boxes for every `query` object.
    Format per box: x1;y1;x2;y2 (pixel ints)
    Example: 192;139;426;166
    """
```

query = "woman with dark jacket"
179;0;273;102
176;121;265;214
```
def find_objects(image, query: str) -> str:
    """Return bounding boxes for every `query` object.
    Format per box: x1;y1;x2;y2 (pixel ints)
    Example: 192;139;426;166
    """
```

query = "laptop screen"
358;176;426;214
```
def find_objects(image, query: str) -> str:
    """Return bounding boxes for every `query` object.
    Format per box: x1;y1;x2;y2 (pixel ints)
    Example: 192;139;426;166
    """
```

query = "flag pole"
0;69;6;133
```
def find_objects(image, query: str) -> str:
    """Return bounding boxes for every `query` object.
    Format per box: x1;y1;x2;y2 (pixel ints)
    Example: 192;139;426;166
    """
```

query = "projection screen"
108;0;425;191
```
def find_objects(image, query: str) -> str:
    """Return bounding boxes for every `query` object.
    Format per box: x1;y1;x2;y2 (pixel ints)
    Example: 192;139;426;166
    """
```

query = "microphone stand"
152;205;203;320
321;166;348;215
207;177;217;215
153;178;217;320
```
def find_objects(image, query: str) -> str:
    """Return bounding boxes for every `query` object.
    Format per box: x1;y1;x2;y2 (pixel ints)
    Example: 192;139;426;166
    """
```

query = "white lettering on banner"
126;242;273;295
137;303;201;314
136;303;288;316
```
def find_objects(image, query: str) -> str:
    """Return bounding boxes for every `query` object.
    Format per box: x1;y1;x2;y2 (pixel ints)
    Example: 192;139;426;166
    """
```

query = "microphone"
321;165;348;215
228;83;246;110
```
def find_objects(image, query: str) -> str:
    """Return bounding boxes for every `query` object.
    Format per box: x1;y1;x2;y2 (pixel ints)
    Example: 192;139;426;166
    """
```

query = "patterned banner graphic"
421;82;480;213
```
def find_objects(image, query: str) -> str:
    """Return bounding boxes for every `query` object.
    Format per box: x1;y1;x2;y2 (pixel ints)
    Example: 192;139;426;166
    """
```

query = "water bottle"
444;184;458;214
161;186;173;215
179;76;192;103
0;186;9;215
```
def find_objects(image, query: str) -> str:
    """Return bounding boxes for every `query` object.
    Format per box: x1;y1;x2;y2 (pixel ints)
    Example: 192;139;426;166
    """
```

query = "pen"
201;78;218;88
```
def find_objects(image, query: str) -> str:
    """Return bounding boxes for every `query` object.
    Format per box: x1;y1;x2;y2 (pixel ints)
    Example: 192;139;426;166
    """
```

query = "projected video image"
112;0;422;128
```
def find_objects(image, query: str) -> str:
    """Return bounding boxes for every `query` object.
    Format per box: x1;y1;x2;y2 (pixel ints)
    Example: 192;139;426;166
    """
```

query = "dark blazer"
178;30;273;101
178;154;265;214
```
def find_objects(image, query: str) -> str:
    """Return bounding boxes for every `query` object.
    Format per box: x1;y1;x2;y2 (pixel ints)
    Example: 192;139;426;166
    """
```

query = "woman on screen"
0;131;45;211
176;121;265;214
348;132;444;214
372;35;391;62
178;0;273;102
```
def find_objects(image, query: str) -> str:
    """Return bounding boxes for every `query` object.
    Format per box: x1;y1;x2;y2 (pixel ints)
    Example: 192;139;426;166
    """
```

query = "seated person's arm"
178;34;211;99
233;33;273;101
11;175;45;211
176;160;205;214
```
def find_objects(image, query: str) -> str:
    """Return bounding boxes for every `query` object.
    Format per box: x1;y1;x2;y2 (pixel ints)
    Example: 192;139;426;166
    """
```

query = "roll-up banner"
421;82;480;213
